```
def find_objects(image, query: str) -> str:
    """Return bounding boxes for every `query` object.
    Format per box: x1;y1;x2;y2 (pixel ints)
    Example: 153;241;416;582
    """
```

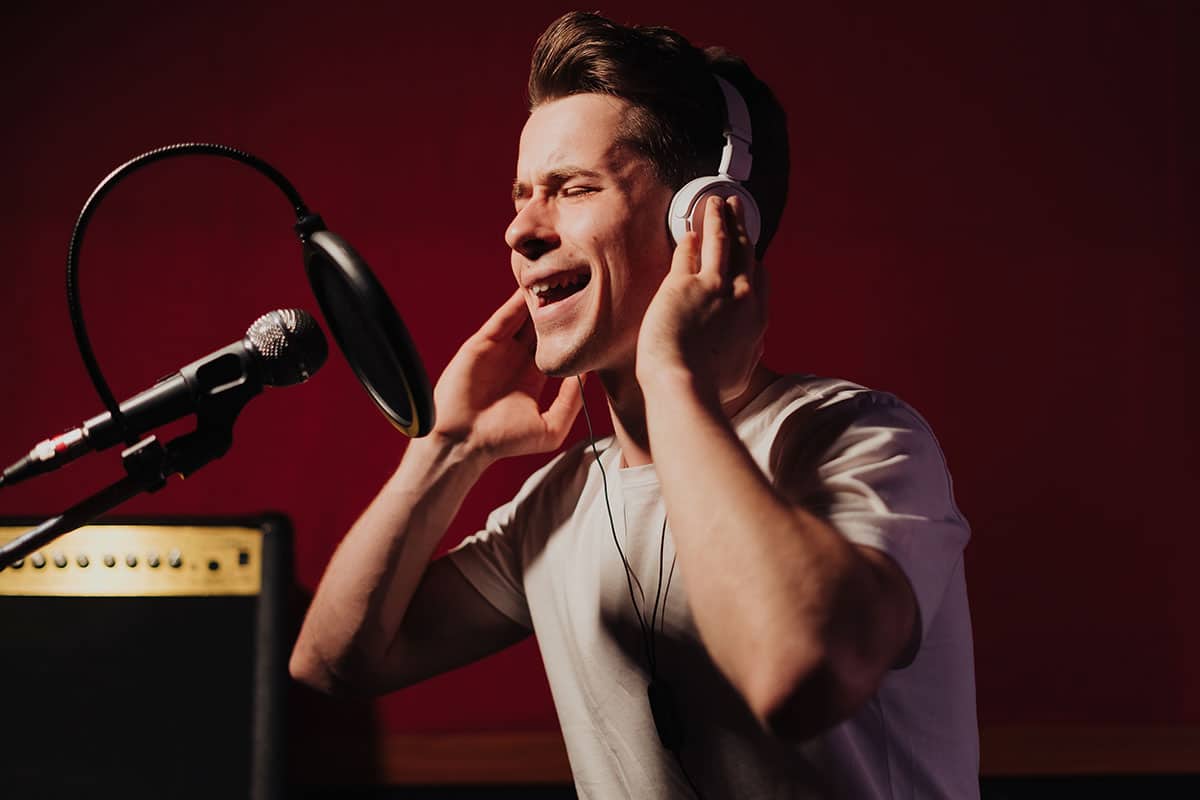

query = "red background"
0;0;1192;742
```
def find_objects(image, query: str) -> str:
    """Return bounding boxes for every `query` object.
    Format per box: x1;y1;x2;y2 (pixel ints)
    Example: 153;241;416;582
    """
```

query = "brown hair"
528;11;790;258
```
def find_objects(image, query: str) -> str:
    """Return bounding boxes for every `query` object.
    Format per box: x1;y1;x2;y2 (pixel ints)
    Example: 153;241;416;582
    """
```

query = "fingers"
726;196;756;279
731;272;752;300
695;195;757;288
541;374;585;443
698;195;732;283
478;288;531;341
670;229;700;276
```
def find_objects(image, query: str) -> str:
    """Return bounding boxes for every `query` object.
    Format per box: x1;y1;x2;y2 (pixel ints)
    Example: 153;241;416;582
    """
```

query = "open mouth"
530;270;591;307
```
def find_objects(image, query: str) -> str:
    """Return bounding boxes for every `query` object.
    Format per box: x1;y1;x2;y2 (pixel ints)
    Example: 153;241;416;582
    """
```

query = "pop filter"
301;226;434;437
58;142;435;453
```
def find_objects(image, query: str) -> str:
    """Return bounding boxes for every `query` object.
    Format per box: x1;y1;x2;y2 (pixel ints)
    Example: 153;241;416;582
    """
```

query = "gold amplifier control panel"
0;525;263;597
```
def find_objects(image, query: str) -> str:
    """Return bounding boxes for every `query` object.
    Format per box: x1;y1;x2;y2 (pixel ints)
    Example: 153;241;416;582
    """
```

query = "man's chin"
535;342;587;378
536;356;582;379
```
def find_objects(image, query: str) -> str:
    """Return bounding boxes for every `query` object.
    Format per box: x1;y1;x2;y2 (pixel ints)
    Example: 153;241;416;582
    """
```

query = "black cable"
621;503;651;610
661;553;679;640
674;750;706;800
648;516;669;671
576;376;702;799
66;143;312;447
578;376;655;670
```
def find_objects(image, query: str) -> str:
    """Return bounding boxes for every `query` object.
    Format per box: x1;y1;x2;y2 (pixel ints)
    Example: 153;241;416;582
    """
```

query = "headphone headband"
666;73;762;246
714;75;753;181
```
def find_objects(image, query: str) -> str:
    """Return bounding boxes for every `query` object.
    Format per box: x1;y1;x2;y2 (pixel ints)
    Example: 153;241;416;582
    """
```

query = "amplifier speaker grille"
0;515;290;800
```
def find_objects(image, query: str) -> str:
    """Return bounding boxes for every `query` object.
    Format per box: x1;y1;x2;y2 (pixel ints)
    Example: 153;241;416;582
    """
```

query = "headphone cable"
575;376;704;799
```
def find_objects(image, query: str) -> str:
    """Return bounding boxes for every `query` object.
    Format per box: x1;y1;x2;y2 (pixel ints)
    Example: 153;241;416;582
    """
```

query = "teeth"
530;272;588;297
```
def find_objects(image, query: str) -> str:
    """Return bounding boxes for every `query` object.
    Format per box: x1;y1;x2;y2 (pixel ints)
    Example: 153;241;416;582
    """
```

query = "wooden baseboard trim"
292;731;572;785
293;725;1200;785
980;724;1200;776
375;731;573;785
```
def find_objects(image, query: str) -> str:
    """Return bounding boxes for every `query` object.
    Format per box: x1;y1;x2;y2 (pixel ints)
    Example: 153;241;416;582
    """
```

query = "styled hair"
528;11;790;258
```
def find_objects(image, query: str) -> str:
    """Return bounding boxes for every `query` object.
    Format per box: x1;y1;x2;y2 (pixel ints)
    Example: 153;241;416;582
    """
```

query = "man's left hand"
637;194;768;404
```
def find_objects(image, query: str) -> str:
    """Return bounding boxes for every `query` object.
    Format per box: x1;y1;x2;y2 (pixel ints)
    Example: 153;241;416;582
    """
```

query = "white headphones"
667;75;762;246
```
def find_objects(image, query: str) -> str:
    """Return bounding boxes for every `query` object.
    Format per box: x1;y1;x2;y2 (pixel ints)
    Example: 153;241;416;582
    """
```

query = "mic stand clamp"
120;436;169;493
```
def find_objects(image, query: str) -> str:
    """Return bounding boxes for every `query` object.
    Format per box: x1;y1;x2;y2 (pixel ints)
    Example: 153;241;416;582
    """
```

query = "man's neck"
597;363;778;468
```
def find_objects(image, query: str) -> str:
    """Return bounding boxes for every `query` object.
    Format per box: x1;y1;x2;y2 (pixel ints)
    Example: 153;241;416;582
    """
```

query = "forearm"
642;370;896;735
290;435;490;693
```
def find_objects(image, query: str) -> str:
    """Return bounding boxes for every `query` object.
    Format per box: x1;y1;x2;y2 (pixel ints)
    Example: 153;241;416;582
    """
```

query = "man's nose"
505;200;559;260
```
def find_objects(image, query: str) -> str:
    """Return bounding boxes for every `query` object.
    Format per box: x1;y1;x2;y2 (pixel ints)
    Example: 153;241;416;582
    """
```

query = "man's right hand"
427;288;584;464
291;289;580;695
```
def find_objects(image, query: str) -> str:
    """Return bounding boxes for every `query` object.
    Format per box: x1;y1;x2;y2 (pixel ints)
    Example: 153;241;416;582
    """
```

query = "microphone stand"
0;144;304;570
1;141;434;565
0;356;261;571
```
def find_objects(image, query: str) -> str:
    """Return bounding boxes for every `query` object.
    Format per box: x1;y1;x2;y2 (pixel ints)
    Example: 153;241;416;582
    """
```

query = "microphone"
1;309;327;488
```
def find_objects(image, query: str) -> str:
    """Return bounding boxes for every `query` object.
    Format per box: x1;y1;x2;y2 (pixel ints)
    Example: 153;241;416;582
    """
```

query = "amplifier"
0;515;290;800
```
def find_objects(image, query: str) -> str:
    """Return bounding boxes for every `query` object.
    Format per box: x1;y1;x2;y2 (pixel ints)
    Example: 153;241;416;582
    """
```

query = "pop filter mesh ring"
303;231;434;437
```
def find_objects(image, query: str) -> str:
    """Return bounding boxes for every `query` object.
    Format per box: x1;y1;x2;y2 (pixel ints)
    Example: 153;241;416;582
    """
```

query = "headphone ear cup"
668;176;762;247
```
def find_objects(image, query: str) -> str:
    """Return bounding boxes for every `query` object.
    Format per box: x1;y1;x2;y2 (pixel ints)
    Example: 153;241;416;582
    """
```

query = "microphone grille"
245;309;329;386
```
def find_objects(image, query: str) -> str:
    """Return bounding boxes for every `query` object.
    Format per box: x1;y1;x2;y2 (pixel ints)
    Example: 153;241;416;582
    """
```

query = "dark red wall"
0;0;1192;737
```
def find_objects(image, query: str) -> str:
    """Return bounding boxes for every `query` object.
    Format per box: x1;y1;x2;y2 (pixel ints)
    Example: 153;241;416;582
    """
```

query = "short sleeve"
445;449;578;630
774;392;970;643
447;497;534;630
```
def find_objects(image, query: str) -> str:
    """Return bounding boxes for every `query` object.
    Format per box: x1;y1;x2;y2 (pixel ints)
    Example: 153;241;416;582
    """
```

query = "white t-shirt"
448;375;979;799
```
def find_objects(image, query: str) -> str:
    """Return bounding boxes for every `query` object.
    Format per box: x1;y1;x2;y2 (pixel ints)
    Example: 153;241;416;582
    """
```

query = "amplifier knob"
103;554;116;568
147;553;161;568
30;553;46;569
76;554;90;568
53;552;68;569
168;549;183;568
125;554;138;568
11;559;23;569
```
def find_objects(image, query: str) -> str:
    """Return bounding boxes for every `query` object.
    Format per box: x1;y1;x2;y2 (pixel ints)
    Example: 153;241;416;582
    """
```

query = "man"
292;11;978;798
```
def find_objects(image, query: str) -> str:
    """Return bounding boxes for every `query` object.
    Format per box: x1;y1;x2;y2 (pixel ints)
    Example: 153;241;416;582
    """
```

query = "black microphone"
1;309;327;488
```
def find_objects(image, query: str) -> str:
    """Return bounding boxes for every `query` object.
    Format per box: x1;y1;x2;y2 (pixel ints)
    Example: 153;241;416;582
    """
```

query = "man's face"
507;93;674;376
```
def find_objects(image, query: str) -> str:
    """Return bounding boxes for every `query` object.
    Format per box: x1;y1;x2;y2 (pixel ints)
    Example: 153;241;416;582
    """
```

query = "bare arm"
290;289;582;695
290;436;502;695
641;371;916;739
636;196;917;739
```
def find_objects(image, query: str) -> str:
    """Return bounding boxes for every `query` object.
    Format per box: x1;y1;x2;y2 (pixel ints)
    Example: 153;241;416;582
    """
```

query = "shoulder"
453;437;604;576
755;374;919;424
485;437;605;531
743;374;956;499
742;374;932;452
